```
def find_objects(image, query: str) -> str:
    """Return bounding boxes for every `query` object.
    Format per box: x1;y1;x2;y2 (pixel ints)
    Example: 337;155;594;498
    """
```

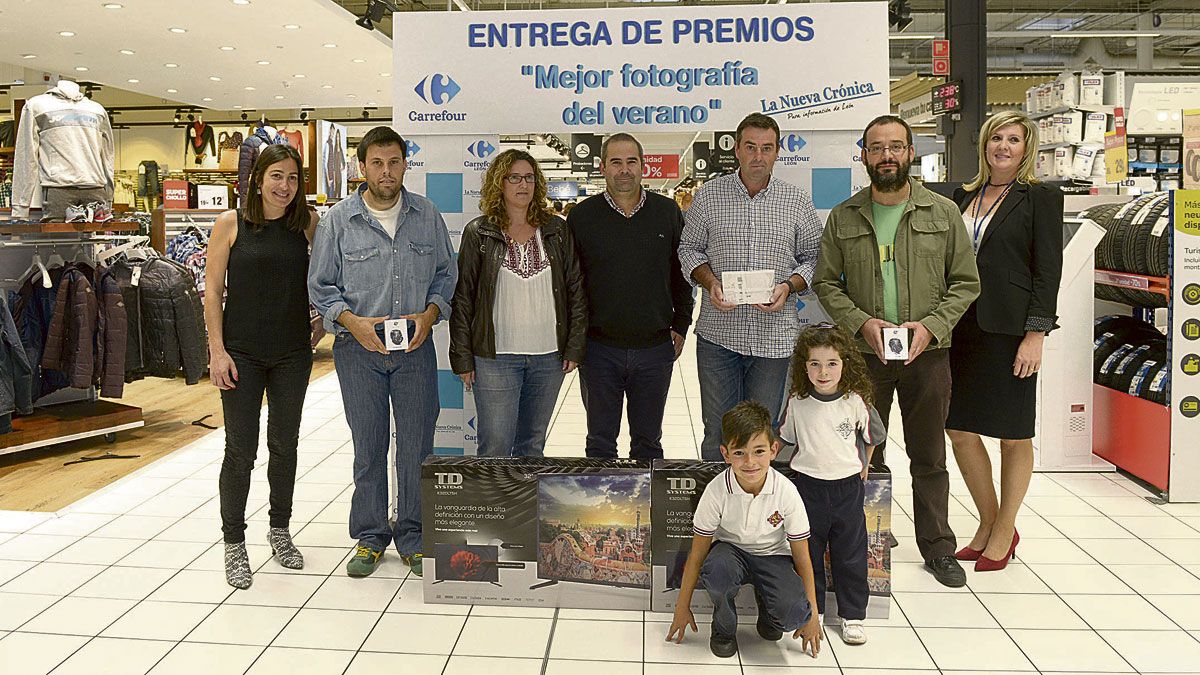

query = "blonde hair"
964;111;1040;192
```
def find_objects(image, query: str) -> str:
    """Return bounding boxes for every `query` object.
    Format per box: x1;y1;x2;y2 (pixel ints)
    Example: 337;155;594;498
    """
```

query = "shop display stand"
150;207;222;254
0;224;146;459
1091;191;1200;501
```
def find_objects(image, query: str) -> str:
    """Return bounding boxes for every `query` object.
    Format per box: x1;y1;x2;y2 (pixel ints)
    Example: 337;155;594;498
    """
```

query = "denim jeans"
333;333;437;556
700;542;811;639
219;347;313;544
695;336;791;460
578;339;675;459
472;352;565;457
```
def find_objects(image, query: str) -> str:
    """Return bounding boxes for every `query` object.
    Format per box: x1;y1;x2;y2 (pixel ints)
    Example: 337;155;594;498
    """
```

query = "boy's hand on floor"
665;607;697;644
794;615;823;657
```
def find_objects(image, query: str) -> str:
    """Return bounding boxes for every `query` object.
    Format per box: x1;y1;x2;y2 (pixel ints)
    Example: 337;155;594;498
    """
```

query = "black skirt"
946;305;1037;439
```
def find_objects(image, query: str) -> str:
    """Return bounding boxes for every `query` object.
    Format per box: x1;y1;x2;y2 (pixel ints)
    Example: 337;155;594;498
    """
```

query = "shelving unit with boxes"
1026;68;1125;185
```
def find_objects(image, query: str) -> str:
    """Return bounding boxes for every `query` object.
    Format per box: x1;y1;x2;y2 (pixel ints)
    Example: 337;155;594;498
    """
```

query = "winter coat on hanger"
112;257;207;384
0;294;33;418
11;268;71;400
38;263;126;397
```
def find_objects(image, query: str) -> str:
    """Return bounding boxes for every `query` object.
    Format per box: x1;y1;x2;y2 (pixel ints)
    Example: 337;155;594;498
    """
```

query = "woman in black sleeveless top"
205;144;318;589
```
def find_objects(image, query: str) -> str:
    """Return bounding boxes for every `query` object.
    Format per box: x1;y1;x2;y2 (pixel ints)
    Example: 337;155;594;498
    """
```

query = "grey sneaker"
224;542;252;590
267;528;304;570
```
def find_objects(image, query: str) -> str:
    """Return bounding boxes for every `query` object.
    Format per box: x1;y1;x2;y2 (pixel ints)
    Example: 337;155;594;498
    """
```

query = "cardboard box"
1054;147;1076;178
162;180;195;209
422;456;652;610
649;460;893;619
1083;112;1108;144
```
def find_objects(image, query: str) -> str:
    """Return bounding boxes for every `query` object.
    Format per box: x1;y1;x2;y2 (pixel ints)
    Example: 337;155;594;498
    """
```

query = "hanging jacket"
0;294;34;417
95;267;127;398
11;83;114;219
11;270;71;400
113;257;207;383
237;126;288;205
41;263;98;389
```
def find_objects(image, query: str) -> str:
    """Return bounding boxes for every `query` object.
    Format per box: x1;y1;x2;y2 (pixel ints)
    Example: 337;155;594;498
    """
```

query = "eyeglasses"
864;143;910;156
504;174;536;184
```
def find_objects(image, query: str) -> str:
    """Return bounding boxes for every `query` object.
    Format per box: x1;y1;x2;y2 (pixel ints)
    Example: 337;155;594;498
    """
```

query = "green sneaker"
346;545;383;577
400;552;423;577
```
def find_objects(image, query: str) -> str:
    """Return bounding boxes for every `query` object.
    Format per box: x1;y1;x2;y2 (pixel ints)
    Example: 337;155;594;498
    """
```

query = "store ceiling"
0;0;393;110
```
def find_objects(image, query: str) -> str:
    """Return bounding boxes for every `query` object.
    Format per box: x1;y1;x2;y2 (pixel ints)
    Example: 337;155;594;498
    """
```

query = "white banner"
393;3;889;133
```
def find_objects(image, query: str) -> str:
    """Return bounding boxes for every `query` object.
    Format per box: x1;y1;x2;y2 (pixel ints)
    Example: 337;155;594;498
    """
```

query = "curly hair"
479;149;553;231
789;323;874;408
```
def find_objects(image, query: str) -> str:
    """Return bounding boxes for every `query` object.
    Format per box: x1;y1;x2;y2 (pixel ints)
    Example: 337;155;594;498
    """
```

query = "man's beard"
867;158;911;192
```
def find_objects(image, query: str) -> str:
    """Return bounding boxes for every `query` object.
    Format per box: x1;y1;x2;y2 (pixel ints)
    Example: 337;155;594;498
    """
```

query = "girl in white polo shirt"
780;324;885;647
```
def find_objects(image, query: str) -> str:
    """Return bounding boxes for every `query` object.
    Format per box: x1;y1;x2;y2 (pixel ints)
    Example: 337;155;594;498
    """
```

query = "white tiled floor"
2;352;1200;675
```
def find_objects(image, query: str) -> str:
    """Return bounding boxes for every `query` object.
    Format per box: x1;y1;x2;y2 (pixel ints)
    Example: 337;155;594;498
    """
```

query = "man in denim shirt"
308;126;456;578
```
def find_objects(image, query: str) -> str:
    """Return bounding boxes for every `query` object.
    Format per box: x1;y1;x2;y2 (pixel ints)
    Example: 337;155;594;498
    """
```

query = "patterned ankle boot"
224;542;253;590
267;528;304;570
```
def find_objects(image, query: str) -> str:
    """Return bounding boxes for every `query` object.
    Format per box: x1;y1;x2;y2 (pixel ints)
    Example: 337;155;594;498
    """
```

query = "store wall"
114;127;178;172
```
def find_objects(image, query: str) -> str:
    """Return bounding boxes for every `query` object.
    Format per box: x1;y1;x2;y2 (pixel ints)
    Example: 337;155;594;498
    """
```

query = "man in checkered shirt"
679;113;823;461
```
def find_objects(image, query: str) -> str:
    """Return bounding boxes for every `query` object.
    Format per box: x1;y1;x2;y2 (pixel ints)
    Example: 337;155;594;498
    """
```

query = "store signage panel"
930;81;961;115
1105;129;1128;184
1171;190;1200;501
394;3;889;133
1184;109;1200;191
641;154;680;179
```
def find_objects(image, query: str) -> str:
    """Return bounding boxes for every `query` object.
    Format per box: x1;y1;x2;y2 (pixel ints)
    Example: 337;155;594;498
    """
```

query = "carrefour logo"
468;140;495;158
414;73;461;105
782;134;807;152
405;140;422;157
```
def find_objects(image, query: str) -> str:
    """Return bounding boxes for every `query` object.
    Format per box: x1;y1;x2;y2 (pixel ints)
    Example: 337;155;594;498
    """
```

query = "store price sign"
931;81;961;116
1172;189;1200;500
641;154;680;180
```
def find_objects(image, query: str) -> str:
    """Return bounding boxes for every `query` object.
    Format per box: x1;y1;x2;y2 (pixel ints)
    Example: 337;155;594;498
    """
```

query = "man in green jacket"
813;115;980;589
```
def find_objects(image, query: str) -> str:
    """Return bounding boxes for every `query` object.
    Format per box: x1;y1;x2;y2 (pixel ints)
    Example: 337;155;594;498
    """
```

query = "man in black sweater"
567;133;694;459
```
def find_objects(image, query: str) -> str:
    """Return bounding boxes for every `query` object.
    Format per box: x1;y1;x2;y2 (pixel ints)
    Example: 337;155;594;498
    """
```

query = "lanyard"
971;181;1013;251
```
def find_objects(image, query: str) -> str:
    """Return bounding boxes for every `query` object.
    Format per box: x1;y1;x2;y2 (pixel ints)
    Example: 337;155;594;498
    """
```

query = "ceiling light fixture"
169;27;187;34
1049;31;1161;38
887;0;913;33
244;86;256;91
209;76;222;81
232;0;250;4
356;0;393;31
102;3;123;9
283;24;300;30
202;97;213;102
75;66;89;71
323;43;337;48
379;72;391;77
219;46;235;51
293;74;306;78
119;49;135;55
322;84;334;89
58;31;76;37
352;58;366;63
165;62;179;68
127;78;139;83
257;60;270;65
274;95;284;99
167;88;178;93
20;53;35;59
299;110;308;120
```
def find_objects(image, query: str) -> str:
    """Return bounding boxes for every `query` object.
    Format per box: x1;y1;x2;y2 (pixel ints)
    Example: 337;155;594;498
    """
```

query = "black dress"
945;182;1064;440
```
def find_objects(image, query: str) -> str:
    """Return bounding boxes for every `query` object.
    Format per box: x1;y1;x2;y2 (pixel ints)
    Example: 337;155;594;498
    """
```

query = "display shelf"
0;399;144;457
0;221;142;234
182;168;238;175
1095;269;1170;297
150;206;219;254
0;146;14;155
1092;384;1170;491
1029;104;1114;121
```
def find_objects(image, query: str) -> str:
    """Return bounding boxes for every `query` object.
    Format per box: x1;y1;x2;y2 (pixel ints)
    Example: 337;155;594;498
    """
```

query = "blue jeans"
333;333;437;556
700;542;811;639
695;336;791;460
472;352;565;457
578;339;675;459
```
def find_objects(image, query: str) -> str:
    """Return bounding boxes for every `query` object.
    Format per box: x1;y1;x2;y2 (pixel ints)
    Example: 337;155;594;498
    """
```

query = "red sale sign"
642;154;681;179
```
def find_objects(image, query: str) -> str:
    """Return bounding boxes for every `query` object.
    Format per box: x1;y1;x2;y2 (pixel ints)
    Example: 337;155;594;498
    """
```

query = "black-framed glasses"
504;174;536;184
864;143;910;156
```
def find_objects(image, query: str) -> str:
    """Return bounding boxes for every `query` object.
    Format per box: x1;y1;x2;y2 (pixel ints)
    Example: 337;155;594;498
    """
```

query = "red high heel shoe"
954;545;984;561
974;530;1019;572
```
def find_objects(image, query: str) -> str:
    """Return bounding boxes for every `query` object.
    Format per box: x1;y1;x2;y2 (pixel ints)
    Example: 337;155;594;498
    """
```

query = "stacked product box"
421;456;652;610
649;460;893;619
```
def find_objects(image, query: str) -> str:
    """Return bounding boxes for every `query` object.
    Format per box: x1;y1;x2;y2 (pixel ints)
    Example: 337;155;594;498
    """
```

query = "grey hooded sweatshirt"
11;81;114;219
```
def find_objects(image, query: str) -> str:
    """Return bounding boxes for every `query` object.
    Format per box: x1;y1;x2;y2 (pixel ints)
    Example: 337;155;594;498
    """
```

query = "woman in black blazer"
947;111;1063;571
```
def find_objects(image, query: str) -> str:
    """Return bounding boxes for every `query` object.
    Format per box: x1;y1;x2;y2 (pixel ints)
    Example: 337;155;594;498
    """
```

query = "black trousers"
866;349;956;560
794;473;869;620
219;347;312;544
578;339;675;460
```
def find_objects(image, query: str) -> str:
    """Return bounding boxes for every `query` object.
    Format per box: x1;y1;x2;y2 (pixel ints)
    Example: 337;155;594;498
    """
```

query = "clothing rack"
0;225;145;457
150;207;221;254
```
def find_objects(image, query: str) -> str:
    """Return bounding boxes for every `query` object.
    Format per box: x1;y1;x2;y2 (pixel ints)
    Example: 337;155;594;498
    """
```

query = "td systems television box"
422;456;652;610
650;460;892;620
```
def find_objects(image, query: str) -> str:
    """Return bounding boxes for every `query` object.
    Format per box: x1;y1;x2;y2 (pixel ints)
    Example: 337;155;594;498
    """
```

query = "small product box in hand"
883;327;909;361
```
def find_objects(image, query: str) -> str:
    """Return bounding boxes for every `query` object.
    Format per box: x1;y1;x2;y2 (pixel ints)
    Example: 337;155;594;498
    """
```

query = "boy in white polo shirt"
665;401;823;659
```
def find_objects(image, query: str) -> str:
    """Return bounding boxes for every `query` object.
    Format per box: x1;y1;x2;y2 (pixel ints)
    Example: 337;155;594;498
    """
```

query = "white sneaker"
840;618;867;645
